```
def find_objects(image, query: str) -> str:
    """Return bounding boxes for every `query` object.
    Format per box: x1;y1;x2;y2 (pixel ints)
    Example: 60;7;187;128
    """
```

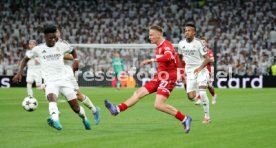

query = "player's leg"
105;86;150;116
208;82;217;104
154;80;192;133
34;71;44;90
27;82;34;98
195;88;202;105
45;84;62;130
186;78;197;101
198;70;211;123
61;86;91;130
77;89;100;125
26;72;34;98
104;77;159;116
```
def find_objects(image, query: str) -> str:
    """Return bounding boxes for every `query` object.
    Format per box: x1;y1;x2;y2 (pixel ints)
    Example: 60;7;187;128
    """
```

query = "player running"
104;25;192;133
178;24;212;123
56;28;100;125
13;24;91;130
24;40;44;98
195;37;217;105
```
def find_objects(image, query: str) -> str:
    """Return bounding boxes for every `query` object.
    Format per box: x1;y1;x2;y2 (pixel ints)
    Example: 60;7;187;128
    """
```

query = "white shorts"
186;69;209;93
45;80;77;101
69;75;79;90
26;69;42;86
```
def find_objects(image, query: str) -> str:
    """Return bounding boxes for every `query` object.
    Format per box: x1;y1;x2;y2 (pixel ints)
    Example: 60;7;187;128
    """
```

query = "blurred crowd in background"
0;0;275;76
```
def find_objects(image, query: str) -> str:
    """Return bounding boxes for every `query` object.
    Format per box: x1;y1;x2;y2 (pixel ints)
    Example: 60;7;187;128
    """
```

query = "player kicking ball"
104;25;192;133
13;24;91;130
178;24;212;123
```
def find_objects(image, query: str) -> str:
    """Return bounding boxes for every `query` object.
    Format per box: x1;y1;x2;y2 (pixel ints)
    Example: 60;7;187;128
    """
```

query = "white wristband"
151;59;155;62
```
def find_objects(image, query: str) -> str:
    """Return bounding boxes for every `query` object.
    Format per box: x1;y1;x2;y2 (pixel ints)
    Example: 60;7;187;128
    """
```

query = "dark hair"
185;23;196;32
149;25;163;33
43;24;57;34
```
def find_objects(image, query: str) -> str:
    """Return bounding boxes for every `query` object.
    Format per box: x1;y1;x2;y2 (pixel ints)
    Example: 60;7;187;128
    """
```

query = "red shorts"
144;74;176;98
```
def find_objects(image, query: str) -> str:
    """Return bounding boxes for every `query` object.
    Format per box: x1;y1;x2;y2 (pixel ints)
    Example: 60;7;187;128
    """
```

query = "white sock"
182;116;187;123
37;84;45;90
49;102;59;121
27;83;33;97
199;90;210;119
78;106;87;120
82;96;97;113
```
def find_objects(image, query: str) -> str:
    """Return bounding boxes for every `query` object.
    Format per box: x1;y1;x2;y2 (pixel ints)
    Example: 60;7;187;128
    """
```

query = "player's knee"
72;105;80;113
47;93;57;102
187;94;195;101
154;102;164;111
76;93;83;100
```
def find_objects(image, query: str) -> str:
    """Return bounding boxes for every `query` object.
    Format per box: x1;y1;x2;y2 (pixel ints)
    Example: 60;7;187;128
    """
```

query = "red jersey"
207;48;214;74
155;40;177;75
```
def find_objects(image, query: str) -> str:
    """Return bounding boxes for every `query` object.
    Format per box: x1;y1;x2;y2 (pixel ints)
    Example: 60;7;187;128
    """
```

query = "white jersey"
26;50;41;70
178;38;208;73
26;42;73;83
57;39;75;77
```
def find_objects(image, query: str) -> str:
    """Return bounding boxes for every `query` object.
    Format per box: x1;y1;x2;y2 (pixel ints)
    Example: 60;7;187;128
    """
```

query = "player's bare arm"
194;54;210;75
140;59;153;66
64;53;74;60
70;49;79;71
209;57;214;63
13;57;30;83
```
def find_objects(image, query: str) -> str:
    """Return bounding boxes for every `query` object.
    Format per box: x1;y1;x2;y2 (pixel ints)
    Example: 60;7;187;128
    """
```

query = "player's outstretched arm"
140;59;153;66
12;57;30;83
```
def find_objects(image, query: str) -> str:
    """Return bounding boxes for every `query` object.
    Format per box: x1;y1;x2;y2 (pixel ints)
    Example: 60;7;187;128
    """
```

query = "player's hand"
12;73;22;83
140;59;152;66
194;67;201;76
72;59;80;72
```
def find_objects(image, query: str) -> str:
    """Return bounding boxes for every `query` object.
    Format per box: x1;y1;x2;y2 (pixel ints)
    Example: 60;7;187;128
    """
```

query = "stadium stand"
0;0;275;76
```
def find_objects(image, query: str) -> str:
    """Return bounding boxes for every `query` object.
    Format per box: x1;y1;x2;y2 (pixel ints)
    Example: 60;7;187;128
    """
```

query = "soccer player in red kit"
195;37;217;105
104;25;192;133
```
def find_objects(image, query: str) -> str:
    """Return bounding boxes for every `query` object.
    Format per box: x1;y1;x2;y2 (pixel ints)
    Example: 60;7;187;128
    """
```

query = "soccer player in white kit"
178;24;212;123
56;28;100;125
13;24;91;130
25;40;44;98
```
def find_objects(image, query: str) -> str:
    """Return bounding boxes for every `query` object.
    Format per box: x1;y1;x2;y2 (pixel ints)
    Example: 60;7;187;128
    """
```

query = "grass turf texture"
0;88;275;148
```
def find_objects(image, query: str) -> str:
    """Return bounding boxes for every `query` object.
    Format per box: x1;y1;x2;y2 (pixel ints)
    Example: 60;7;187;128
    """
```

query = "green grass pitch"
0;88;275;148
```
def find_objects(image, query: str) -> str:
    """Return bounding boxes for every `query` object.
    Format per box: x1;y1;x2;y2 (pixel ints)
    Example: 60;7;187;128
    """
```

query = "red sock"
210;91;215;97
118;103;128;112
197;95;201;100
175;111;185;122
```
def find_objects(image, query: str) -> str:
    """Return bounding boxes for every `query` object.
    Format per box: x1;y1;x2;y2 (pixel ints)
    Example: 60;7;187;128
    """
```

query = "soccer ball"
22;97;38;112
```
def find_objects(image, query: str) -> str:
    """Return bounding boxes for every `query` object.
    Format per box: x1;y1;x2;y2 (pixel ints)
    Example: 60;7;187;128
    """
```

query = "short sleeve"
177;41;183;55
58;41;73;54
199;40;207;56
26;48;38;58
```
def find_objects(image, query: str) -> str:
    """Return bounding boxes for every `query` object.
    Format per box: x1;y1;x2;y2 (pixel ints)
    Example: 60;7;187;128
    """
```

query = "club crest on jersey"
42;50;46;53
